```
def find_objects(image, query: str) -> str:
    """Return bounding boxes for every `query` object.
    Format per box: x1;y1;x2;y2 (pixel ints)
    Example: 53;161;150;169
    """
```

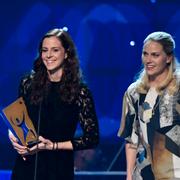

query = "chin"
46;66;56;70
146;70;156;76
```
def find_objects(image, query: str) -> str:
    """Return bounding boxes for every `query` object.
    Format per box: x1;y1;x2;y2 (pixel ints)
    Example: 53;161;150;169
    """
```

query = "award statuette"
1;97;38;147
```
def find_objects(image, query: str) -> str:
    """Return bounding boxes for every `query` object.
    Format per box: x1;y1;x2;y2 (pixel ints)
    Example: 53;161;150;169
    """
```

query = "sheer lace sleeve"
72;85;99;151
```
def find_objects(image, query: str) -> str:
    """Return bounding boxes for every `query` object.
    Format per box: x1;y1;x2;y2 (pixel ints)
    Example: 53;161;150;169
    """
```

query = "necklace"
152;94;163;115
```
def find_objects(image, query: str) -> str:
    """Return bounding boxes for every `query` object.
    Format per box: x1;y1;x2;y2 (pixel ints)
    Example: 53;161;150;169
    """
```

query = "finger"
38;136;47;142
13;144;29;155
8;132;18;143
10;138;17;143
39;136;51;145
9;136;17;142
15;148;29;155
29;142;43;151
27;146;41;155
39;136;51;143
13;142;27;150
17;149;28;155
16;147;30;155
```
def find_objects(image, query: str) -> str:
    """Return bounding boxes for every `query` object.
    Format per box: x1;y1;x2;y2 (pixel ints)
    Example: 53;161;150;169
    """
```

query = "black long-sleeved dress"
11;75;99;180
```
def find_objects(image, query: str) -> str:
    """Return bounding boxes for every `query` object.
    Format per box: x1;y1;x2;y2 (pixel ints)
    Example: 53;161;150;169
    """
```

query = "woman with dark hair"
9;28;99;180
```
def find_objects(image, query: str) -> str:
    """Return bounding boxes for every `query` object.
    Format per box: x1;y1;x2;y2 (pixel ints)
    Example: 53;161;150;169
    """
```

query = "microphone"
33;102;42;180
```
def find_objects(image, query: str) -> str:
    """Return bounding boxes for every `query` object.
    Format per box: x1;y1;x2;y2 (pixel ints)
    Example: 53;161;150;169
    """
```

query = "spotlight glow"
150;0;156;3
130;41;135;46
62;27;68;32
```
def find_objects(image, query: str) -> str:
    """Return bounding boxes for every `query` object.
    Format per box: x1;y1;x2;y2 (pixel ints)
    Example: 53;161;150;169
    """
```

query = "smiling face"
142;40;172;82
41;36;67;72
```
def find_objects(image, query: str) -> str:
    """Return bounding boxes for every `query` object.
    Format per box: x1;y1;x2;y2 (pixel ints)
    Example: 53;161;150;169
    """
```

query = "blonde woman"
118;31;180;180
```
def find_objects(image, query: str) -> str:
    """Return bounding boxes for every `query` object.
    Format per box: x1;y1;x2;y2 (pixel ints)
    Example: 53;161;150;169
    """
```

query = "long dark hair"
30;28;82;104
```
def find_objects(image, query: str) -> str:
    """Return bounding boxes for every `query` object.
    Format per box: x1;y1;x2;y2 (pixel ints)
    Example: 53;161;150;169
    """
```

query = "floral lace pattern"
19;73;99;151
72;86;99;150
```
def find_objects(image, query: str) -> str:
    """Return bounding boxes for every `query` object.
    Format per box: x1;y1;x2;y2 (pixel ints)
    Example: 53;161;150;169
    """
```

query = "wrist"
52;142;59;151
55;142;58;150
52;142;55;150
126;171;133;179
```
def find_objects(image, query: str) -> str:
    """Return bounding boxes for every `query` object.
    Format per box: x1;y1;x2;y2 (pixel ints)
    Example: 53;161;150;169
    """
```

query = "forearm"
71;133;99;151
52;137;99;151
125;143;137;178
46;138;98;151
53;141;73;151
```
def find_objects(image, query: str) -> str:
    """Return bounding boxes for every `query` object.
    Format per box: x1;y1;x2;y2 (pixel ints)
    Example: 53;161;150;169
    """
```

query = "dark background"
1;0;180;179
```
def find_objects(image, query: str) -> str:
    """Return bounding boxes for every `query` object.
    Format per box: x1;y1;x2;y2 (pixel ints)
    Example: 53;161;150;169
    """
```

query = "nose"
144;55;152;63
46;51;52;58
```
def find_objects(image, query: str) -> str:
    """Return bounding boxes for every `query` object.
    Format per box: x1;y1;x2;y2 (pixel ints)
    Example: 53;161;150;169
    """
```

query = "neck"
148;69;169;88
48;68;63;82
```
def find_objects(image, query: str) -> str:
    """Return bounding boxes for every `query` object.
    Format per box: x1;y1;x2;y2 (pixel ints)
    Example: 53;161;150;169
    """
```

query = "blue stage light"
130;41;135;46
150;0;156;3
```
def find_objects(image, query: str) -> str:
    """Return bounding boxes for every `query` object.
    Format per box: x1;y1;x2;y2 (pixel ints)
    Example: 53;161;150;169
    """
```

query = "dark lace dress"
11;75;99;180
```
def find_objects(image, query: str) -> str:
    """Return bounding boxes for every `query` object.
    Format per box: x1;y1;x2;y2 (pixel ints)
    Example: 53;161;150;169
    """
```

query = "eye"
152;53;159;57
53;48;60;52
41;48;48;52
142;51;148;56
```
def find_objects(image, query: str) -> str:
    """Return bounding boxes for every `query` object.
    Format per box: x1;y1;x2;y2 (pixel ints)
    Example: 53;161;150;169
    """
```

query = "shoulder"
20;71;35;86
126;82;138;95
19;71;35;95
79;82;92;96
76;82;94;105
125;81;140;102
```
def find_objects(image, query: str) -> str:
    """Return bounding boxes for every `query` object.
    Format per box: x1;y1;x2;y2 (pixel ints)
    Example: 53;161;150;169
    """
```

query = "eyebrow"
142;50;161;54
41;46;61;49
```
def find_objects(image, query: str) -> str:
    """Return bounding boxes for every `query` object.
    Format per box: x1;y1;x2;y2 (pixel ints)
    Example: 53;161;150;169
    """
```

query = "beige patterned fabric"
118;83;180;179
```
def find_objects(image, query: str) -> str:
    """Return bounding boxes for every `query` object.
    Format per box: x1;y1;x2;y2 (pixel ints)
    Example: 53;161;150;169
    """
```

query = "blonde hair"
136;31;180;95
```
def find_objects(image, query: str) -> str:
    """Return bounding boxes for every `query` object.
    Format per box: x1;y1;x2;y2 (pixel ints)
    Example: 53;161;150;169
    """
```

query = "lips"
146;67;155;72
45;60;56;65
145;64;155;71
